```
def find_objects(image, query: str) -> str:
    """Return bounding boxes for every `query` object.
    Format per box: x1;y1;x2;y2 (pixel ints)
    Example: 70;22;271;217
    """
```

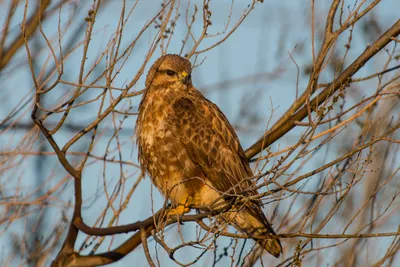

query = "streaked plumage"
136;54;282;257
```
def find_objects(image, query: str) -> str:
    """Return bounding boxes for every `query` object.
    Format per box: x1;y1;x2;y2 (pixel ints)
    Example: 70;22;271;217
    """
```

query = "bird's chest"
138;98;173;149
137;94;181;177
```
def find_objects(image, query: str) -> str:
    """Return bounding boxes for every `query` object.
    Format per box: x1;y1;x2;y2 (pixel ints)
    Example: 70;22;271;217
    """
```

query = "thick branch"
244;19;400;159
0;0;51;71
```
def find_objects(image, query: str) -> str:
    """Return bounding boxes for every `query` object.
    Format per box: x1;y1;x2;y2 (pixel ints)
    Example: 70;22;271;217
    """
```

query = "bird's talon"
167;205;190;219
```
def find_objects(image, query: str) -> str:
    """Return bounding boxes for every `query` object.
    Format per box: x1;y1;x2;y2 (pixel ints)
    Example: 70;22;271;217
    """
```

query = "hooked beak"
180;71;189;84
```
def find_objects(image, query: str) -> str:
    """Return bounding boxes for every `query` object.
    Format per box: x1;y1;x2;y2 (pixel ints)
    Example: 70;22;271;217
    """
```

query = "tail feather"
224;208;283;258
257;230;283;258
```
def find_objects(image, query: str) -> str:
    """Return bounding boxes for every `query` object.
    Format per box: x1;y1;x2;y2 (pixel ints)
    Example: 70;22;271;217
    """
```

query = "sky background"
1;0;400;266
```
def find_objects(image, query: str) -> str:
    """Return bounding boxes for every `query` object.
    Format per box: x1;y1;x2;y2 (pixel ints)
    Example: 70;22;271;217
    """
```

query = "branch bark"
32;5;400;266
0;0;51;71
244;19;400;159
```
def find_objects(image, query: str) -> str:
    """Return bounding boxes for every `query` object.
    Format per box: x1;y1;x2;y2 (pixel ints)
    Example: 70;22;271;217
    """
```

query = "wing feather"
167;93;280;255
168;95;255;197
168;94;278;228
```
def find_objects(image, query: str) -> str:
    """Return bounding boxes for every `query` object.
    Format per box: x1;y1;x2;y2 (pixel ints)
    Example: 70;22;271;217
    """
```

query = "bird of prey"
136;54;282;257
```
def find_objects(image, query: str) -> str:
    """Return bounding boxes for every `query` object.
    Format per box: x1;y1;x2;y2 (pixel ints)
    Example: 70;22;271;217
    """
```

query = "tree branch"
244;19;400;159
0;0;51;71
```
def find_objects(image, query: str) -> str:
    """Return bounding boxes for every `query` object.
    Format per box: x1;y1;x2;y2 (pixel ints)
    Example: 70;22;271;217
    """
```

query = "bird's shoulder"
169;88;248;165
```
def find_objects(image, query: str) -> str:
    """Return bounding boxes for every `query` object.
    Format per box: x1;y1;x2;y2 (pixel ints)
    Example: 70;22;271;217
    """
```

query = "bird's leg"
167;205;190;216
167;195;193;219
167;205;190;225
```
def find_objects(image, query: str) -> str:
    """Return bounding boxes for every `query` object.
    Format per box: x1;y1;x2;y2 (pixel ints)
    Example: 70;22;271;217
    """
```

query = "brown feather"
136;54;282;257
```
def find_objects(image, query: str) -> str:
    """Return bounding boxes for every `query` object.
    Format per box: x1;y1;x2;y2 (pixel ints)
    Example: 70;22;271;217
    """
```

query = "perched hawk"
136;54;282;257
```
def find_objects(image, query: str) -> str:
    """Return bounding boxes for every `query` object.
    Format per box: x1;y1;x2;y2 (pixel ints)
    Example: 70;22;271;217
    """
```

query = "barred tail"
225;208;283;258
257;230;282;258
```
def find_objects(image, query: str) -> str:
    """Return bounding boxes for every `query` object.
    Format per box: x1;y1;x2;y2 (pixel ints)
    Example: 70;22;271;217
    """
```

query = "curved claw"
167;205;190;217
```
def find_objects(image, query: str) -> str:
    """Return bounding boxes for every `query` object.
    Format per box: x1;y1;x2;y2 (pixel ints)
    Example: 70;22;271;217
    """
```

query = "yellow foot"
167;205;190;217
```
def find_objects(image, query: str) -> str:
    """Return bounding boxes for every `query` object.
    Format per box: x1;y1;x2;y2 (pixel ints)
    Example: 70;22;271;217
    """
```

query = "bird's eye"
166;70;175;76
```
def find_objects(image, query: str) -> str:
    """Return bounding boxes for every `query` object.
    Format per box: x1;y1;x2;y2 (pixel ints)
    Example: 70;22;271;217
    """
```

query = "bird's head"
145;54;192;88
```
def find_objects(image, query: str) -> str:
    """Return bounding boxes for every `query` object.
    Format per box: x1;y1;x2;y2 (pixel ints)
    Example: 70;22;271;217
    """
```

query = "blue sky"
1;0;400;266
